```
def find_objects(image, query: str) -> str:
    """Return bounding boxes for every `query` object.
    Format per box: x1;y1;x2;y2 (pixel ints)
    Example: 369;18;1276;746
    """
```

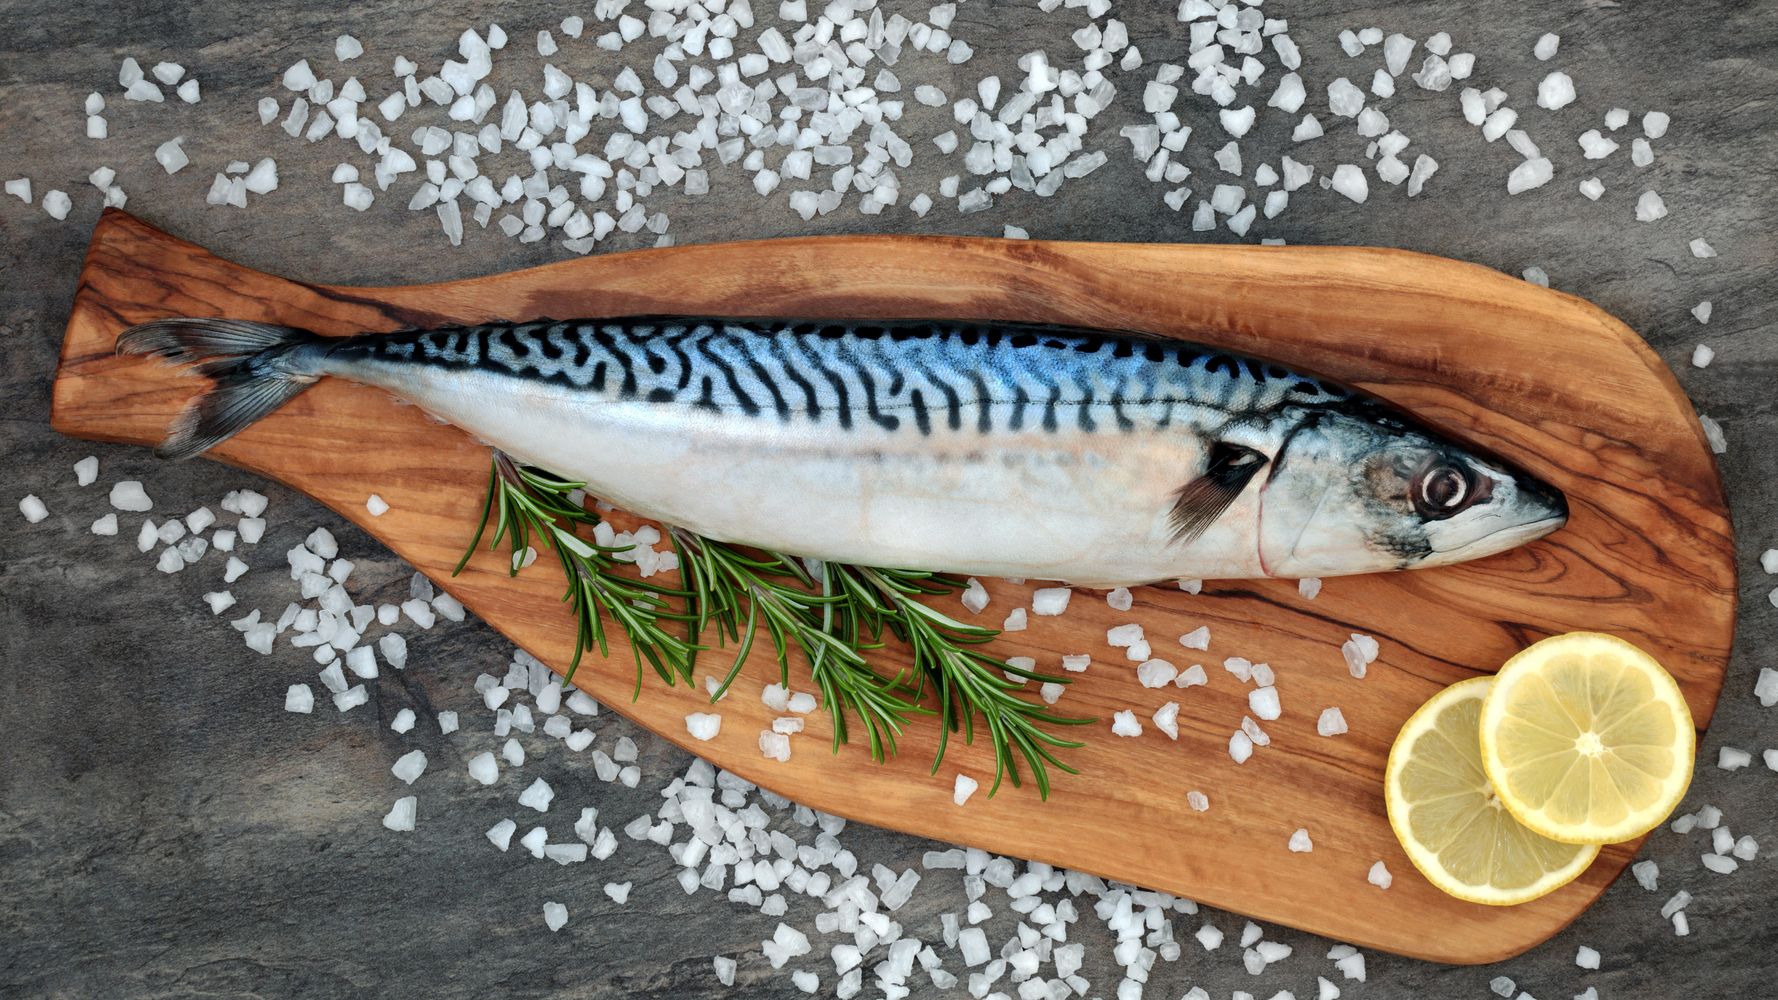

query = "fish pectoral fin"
1168;441;1268;545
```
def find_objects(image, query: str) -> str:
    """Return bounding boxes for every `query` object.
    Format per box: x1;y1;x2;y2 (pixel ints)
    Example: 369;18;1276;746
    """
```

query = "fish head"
1256;405;1567;577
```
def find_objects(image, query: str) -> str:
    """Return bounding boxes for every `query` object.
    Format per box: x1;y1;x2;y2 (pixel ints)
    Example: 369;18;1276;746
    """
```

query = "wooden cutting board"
51;210;1734;964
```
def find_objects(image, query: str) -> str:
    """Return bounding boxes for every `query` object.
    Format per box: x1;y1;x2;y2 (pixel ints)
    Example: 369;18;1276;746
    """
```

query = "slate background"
2;1;1775;997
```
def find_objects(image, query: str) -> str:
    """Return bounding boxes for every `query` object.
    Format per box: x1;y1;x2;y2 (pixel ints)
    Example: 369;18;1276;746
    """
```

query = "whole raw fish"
117;316;1566;586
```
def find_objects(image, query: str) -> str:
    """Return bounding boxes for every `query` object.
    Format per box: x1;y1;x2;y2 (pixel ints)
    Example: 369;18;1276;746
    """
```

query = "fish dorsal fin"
1169;441;1269;545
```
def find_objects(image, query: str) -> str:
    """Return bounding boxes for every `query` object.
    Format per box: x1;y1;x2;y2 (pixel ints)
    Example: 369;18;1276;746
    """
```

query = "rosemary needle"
457;451;1092;797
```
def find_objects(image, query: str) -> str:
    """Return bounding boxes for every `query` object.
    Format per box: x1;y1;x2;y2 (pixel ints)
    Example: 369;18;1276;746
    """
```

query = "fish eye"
1411;461;1484;520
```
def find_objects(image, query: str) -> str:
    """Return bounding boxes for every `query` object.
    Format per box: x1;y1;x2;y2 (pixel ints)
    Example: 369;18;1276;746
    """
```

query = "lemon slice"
1386;677;1600;904
1479;632;1695;844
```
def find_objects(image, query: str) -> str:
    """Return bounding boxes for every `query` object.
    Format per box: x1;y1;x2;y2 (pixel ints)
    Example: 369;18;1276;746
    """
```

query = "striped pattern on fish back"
349;318;1353;436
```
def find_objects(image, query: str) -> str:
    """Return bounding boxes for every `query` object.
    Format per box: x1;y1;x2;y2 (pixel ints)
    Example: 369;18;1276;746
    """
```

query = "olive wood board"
50;210;1734;964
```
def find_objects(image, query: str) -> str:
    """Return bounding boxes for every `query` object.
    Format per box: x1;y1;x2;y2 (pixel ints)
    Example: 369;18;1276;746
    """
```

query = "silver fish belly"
118;316;1569;586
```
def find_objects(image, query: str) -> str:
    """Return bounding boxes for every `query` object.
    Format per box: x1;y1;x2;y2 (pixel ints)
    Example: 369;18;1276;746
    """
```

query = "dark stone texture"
1;1;1774;998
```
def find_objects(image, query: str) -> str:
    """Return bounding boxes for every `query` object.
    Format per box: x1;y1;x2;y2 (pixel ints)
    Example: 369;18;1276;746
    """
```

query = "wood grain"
49;209;1734;964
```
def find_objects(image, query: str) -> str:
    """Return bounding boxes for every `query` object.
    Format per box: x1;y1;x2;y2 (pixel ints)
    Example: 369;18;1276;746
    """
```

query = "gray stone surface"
2;1;1775;998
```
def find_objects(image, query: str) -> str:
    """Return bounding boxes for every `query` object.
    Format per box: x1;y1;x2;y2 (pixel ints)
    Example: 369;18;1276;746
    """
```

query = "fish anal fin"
1168;441;1268;545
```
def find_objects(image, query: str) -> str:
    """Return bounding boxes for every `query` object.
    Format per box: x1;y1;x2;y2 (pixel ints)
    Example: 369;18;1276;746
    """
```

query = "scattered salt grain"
1187;791;1210;813
1534;33;1560;60
1636;190;1668;222
18;495;47;523
284;684;313;713
1690;238;1717;259
685;712;722;741
1317;707;1349;737
953;774;979;806
1367;861;1392;888
1490;976;1516;998
1249;686;1281;721
1643;111;1671;138
1032;587;1072;616
518;777;555;812
1003;608;1028;631
74;456;98;486
1508;158;1554;195
1229;730;1253;764
110;480;152;511
1111;711;1142;737
1692;301;1712;324
390;749;428;785
1153;701;1180;740
1632;860;1659;891
382;796;417;832
4;178;29;202
1106;587;1133;611
1537;72;1576;110
542;902;568;932
1719;746;1752;770
1578;177;1605;200
604;882;632;903
1575;945;1600;969
960;577;989;613
1138;659;1178;688
1330;164;1368;203
1288;828;1313;853
90;513;117;535
366;493;389;516
1692;344;1715;368
1297;577;1321;599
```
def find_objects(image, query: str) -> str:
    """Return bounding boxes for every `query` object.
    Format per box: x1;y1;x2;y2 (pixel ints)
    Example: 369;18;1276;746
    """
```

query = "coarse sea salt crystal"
961;577;989;613
1692;344;1714;368
1578;177;1605;200
1229;730;1253;763
1138;659;1178;688
1491;976;1516;997
1644;111;1671;138
1330;164;1367;203
1317;707;1348;736
366;493;389;516
1690;238;1717;258
1298;577;1321;599
1692;301;1712;324
1003;607;1028;631
91;513;118;535
285;684;314;713
1289;828;1313;853
1632;859;1659;891
1536;71;1575;110
110;480;152;511
542;902;568;932
19;495;48;523
1249;686;1281;720
1153;702;1181;740
1367;861;1392;888
685;712;722;741
391;749;427;784
1032;587;1071;615
518;777;555;811
1111;710;1142;737
1508;158;1554;195
953;774;979;806
383;796;417;832
1534;33;1560;60
1576;945;1600;969
1636;190;1668;221
1187;791;1210;813
1106;587;1134;611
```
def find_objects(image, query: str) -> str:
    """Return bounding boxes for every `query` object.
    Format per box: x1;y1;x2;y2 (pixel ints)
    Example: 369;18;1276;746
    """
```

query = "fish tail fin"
116;319;333;461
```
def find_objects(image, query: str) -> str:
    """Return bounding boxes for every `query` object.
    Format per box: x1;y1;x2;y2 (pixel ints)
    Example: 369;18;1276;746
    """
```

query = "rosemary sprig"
827;566;1091;798
454;453;695;693
669;531;920;762
457;452;1093;797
